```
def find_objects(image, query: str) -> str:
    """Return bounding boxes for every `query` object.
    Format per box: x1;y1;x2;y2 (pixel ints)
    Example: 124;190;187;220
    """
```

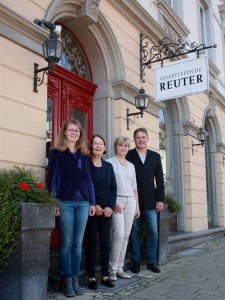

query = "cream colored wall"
213;7;225;81
101;0;225;232
1;0;49;22
185;92;209;231
217;152;225;226
100;1;154;97
100;0;160;154
0;36;48;171
183;0;225;88
114;99;160;152
216;104;225;226
1;0;225;233
136;0;159;22
188;93;210;127
184;135;208;231
217;106;225;144
183;0;199;43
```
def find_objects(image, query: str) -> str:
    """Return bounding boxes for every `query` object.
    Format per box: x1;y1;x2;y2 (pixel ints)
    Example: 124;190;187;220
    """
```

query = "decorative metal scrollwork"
58;27;91;81
140;34;217;82
126;109;143;130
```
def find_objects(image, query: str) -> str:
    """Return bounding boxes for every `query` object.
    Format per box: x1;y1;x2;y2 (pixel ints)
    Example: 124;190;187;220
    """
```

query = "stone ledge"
168;226;225;253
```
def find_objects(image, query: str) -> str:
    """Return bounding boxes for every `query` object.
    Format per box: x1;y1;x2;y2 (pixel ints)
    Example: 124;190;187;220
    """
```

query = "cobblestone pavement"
48;237;225;300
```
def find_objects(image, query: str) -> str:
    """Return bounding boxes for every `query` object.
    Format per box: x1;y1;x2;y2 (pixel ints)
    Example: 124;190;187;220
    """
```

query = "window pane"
159;109;166;181
58;26;91;81
46;98;53;165
71;108;86;131
200;6;207;44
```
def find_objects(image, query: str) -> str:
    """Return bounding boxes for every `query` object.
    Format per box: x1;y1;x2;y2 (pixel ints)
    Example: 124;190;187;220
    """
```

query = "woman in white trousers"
107;136;140;281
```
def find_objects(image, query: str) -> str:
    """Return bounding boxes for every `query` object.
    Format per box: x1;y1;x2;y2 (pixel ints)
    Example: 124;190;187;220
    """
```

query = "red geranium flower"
19;182;29;191
35;183;43;190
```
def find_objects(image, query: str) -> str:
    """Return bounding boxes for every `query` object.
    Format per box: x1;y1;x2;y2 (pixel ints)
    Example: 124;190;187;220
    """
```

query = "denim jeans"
129;209;158;264
57;200;89;278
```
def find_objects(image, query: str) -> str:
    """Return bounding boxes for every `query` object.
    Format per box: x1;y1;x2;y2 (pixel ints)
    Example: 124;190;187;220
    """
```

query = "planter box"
157;206;169;265
169;214;177;231
0;203;55;300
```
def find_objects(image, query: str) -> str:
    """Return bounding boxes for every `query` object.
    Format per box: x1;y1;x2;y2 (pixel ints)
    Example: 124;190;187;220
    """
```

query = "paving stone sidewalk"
48;237;225;300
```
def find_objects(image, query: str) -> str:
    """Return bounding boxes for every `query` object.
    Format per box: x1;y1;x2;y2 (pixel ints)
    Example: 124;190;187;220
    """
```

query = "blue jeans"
129;209;158;264
57;200;89;278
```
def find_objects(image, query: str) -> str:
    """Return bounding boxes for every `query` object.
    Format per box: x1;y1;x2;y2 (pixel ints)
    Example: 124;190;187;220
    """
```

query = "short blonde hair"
114;136;130;154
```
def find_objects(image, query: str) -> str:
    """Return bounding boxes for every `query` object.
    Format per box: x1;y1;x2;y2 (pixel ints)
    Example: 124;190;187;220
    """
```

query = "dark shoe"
72;275;84;295
147;263;161;273
88;280;98;290
63;277;75;297
101;278;115;288
131;261;140;273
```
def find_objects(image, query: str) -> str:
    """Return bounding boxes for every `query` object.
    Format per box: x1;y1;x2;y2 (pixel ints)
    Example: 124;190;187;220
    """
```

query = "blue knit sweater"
48;149;96;205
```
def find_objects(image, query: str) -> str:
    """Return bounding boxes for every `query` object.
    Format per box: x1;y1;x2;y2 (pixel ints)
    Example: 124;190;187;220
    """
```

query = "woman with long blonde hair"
48;119;95;297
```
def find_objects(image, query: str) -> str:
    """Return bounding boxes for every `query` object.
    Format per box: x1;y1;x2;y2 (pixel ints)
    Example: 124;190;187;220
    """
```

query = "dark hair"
90;135;106;155
133;128;148;138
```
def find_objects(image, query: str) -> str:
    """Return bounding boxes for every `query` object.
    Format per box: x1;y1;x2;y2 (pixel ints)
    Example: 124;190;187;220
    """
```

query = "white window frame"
200;3;207;45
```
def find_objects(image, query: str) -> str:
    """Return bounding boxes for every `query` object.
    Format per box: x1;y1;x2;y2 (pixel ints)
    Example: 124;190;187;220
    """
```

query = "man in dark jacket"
126;128;165;273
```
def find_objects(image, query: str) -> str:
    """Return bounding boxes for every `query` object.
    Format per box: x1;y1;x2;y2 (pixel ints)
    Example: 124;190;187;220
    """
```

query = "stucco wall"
184;135;208;231
1;0;225;233
1;0;49;21
0;35;47;170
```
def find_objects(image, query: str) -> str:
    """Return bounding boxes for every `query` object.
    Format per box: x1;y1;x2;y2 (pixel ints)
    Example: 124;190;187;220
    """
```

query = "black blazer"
90;159;117;209
126;148;165;210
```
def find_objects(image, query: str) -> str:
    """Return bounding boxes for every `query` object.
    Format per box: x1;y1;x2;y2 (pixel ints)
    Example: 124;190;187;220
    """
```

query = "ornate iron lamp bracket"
126;109;143;130
33;63;53;92
191;141;205;155
140;34;217;82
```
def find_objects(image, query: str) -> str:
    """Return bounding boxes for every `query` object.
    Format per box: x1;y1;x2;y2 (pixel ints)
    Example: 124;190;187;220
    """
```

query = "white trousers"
109;196;136;273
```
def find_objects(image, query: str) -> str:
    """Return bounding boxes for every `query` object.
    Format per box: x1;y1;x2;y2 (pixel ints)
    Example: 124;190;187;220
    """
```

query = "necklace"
115;156;127;166
92;159;102;167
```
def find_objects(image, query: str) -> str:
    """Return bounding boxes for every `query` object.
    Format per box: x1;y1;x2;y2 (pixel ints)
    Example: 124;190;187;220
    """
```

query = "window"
165;0;183;19
198;1;214;61
58;26;91;81
159;109;166;180
159;109;166;150
166;0;174;7
200;4;207;44
46;98;53;165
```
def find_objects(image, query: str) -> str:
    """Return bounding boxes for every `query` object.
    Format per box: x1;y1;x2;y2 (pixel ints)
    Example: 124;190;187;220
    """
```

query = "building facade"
1;0;225;236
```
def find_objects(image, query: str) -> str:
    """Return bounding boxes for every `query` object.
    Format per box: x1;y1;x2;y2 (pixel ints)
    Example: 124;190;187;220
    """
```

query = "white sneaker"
109;272;117;281
116;271;132;279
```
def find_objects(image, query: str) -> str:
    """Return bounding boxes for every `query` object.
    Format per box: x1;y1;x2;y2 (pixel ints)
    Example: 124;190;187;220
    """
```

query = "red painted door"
47;65;97;247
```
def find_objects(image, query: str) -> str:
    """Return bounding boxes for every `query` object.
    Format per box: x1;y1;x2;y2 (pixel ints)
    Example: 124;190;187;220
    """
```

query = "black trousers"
85;215;112;278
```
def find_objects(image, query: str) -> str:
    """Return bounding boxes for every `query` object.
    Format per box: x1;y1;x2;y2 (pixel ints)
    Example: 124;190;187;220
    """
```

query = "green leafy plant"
0;166;57;269
165;192;181;215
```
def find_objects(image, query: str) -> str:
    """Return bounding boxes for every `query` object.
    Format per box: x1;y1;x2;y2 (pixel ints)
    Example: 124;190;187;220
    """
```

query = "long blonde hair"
54;119;90;155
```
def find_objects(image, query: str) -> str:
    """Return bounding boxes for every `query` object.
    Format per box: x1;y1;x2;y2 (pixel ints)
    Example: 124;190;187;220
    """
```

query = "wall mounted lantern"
126;87;149;130
33;19;63;92
222;155;225;167
191;127;207;155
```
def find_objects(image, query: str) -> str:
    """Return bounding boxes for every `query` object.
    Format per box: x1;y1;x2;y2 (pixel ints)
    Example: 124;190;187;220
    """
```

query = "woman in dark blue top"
85;135;117;289
48;119;95;297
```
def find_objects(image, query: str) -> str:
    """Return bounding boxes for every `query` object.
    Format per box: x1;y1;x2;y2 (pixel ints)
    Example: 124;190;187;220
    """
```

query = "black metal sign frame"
140;34;217;82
